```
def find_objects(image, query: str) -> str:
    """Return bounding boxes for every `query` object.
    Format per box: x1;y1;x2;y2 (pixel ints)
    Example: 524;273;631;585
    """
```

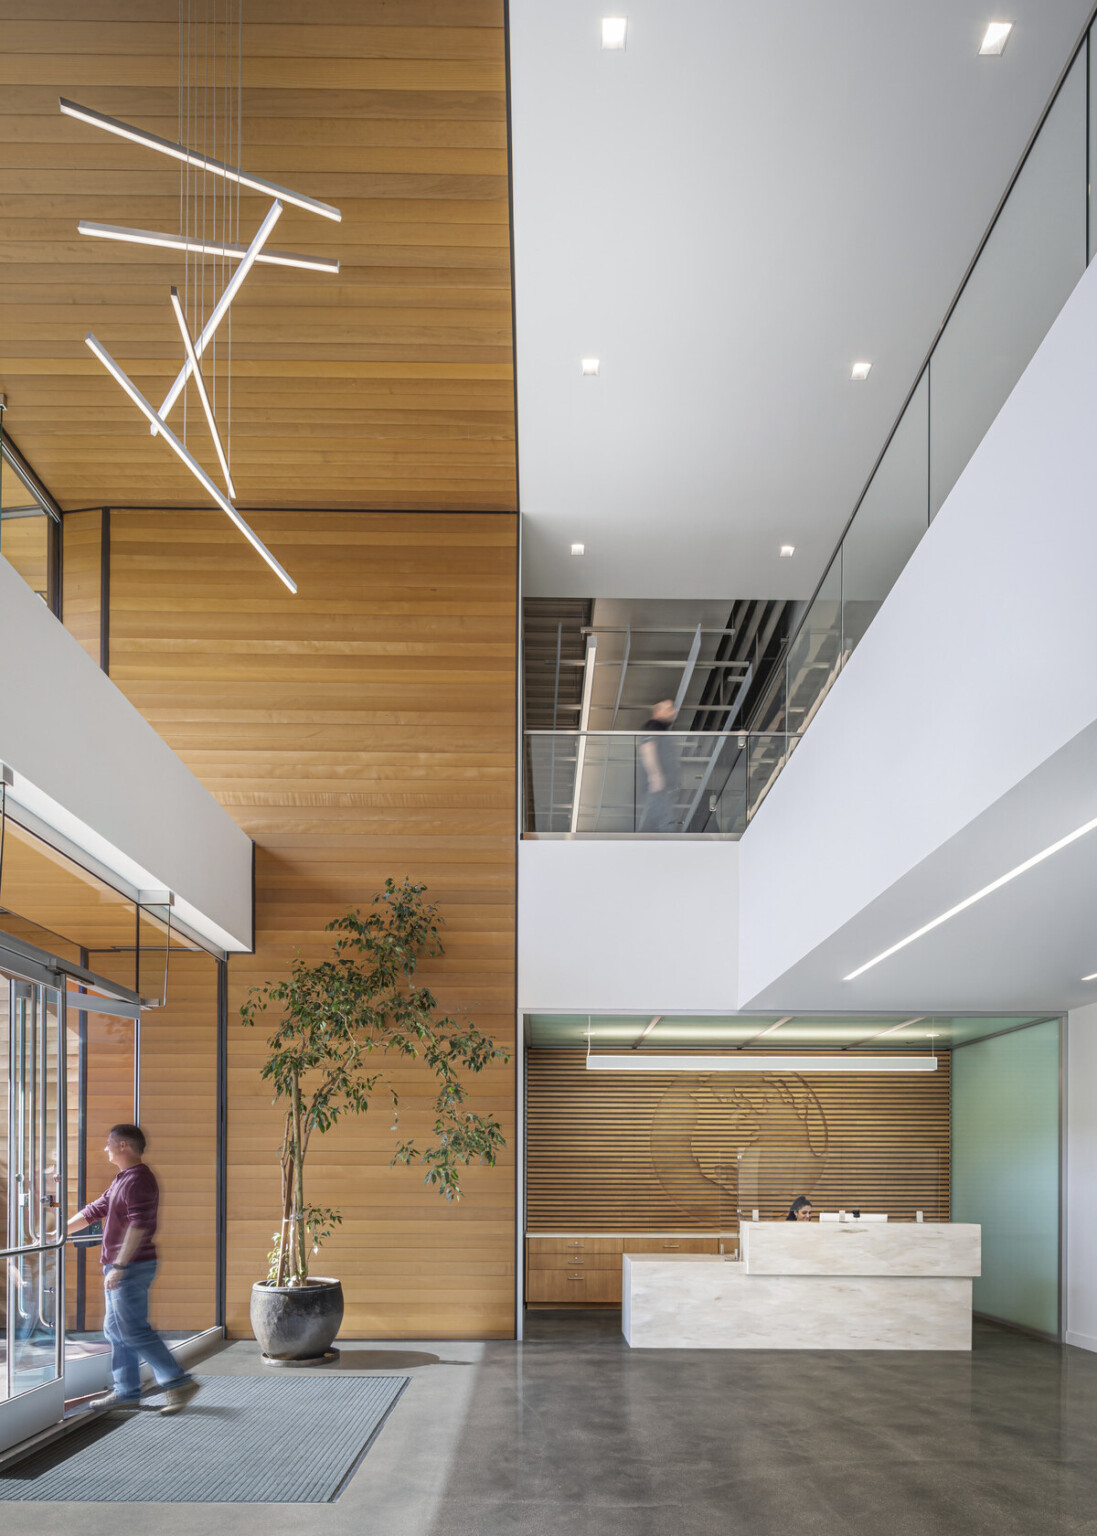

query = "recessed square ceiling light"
571;543;585;556
581;357;600;376
602;17;627;49
780;545;795;558
980;22;1013;55
850;361;872;381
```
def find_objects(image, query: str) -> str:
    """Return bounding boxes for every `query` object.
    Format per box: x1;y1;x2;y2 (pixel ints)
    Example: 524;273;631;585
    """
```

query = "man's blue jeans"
102;1261;189;1400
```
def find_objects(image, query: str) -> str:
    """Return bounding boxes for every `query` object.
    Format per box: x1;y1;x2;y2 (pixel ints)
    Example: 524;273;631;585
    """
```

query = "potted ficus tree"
241;877;509;1362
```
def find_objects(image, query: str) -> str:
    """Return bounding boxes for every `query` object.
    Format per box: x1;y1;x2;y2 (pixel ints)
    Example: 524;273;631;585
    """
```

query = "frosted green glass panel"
952;1021;1060;1335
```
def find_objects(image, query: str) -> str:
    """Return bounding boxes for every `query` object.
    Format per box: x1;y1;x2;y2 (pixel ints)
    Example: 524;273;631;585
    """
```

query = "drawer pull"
662;1243;680;1250
567;1275;584;1282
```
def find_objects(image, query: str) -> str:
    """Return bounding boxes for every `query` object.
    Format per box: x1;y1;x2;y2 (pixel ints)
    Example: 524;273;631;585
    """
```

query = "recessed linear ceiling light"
980;22;1013;55
602;17;628;49
850;361;872;381
587;1054;937;1073
1083;972;1097;982
780;545;795;558
78;221;339;274
85;332;297;594
844;811;1097;981
581;357;600;377
571;543;585;555
59;97;342;222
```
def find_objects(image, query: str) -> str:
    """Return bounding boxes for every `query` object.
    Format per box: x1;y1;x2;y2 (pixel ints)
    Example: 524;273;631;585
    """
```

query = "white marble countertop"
739;1222;980;1277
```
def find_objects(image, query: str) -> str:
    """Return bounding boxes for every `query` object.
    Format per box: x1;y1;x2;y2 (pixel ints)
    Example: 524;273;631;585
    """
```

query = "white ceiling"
510;0;1094;601
742;719;1097;1016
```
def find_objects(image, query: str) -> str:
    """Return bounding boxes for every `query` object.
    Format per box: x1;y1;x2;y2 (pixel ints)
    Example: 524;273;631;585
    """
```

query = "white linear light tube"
85;333;297;594
59;98;342;223
169;287;235;499
844;813;1097;980
569;634;598;834
78;221;339;274
154;200;283;434
587;1054;938;1073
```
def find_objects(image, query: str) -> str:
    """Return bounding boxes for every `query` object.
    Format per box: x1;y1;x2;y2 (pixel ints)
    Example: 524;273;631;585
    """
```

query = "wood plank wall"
527;1050;951;1231
99;507;517;1338
0;0;515;513
60;507;102;665
0;512;49;599
139;948;219;1333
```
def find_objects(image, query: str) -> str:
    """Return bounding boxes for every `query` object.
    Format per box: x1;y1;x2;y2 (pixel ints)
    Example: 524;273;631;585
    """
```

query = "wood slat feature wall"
0;0;515;512
103;507;516;1339
0;513;50;600
138;948;219;1333
527;1051;951;1232
60;508;102;666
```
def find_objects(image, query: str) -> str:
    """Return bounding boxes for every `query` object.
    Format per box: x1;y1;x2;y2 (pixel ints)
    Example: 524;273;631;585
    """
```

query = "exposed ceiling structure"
0;0;515;513
525;1013;1053;1052
510;0;1095;600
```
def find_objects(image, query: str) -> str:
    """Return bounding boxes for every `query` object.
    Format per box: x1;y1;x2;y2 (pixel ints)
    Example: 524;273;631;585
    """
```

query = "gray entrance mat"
0;1373;409;1503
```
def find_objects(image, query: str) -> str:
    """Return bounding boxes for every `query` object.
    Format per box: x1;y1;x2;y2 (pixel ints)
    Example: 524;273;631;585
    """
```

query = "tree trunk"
275;1120;293;1287
291;1070;307;1283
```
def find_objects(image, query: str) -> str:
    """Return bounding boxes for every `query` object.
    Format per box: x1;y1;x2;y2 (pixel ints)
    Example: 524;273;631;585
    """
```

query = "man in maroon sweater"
68;1123;201;1414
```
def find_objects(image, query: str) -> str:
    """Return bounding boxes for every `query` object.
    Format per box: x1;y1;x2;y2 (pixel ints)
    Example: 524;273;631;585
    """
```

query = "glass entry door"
66;988;140;1363
1;963;66;1454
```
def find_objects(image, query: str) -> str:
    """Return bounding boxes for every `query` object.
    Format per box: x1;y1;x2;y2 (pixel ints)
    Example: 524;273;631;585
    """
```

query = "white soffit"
509;0;1093;600
741;719;1097;1015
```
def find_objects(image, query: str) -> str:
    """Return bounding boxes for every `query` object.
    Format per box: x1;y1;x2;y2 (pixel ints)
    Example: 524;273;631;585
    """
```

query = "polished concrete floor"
9;1311;1097;1534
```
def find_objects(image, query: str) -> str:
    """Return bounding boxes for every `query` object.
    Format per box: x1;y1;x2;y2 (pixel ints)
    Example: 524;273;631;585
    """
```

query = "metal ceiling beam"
568;634;598;834
738;1015;795;1048
0;436;61;524
673;624;703;712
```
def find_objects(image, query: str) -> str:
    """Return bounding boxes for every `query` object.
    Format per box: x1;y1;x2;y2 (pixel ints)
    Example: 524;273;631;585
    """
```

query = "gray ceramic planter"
250;1277;344;1361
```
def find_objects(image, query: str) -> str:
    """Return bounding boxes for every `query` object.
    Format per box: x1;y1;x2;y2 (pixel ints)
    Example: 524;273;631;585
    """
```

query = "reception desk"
622;1222;980;1350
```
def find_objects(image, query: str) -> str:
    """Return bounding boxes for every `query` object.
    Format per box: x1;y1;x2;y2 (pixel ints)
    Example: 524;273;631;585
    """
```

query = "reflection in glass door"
66;989;139;1350
1;965;66;1454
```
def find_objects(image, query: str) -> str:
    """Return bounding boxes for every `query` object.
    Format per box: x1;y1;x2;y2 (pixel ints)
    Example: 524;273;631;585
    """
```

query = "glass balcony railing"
524;730;789;836
749;20;1097;749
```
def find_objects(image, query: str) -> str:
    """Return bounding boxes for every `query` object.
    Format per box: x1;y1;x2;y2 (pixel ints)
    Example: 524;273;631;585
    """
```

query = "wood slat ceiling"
0;0;516;513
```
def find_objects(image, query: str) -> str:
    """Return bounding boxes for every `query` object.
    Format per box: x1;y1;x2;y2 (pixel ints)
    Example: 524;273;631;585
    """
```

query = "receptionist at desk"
786;1196;813;1222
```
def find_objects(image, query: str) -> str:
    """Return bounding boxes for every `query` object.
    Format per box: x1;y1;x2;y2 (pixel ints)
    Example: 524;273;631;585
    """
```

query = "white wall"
739;252;1097;1004
518;839;737;1012
0;555;252;951
1066;1003;1097;1352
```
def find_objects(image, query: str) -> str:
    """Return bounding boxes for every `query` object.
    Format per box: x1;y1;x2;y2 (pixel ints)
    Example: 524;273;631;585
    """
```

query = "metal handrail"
745;4;1097;740
526;728;787;737
0;1232;68;1261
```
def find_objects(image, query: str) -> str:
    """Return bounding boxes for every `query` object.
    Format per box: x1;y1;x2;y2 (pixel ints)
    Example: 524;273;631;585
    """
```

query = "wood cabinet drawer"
527;1250;623;1272
622;1238;720;1255
526;1268;622;1304
526;1238;624;1255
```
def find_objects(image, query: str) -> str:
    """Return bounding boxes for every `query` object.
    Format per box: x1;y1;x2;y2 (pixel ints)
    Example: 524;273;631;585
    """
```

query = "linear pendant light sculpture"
84;334;297;594
78;222;339;274
153;200;284;434
169;287;235;499
61;38;342;589
59;98;342;222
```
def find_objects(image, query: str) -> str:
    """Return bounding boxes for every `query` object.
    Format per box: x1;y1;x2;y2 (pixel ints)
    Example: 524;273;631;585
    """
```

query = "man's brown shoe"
160;1378;202;1415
